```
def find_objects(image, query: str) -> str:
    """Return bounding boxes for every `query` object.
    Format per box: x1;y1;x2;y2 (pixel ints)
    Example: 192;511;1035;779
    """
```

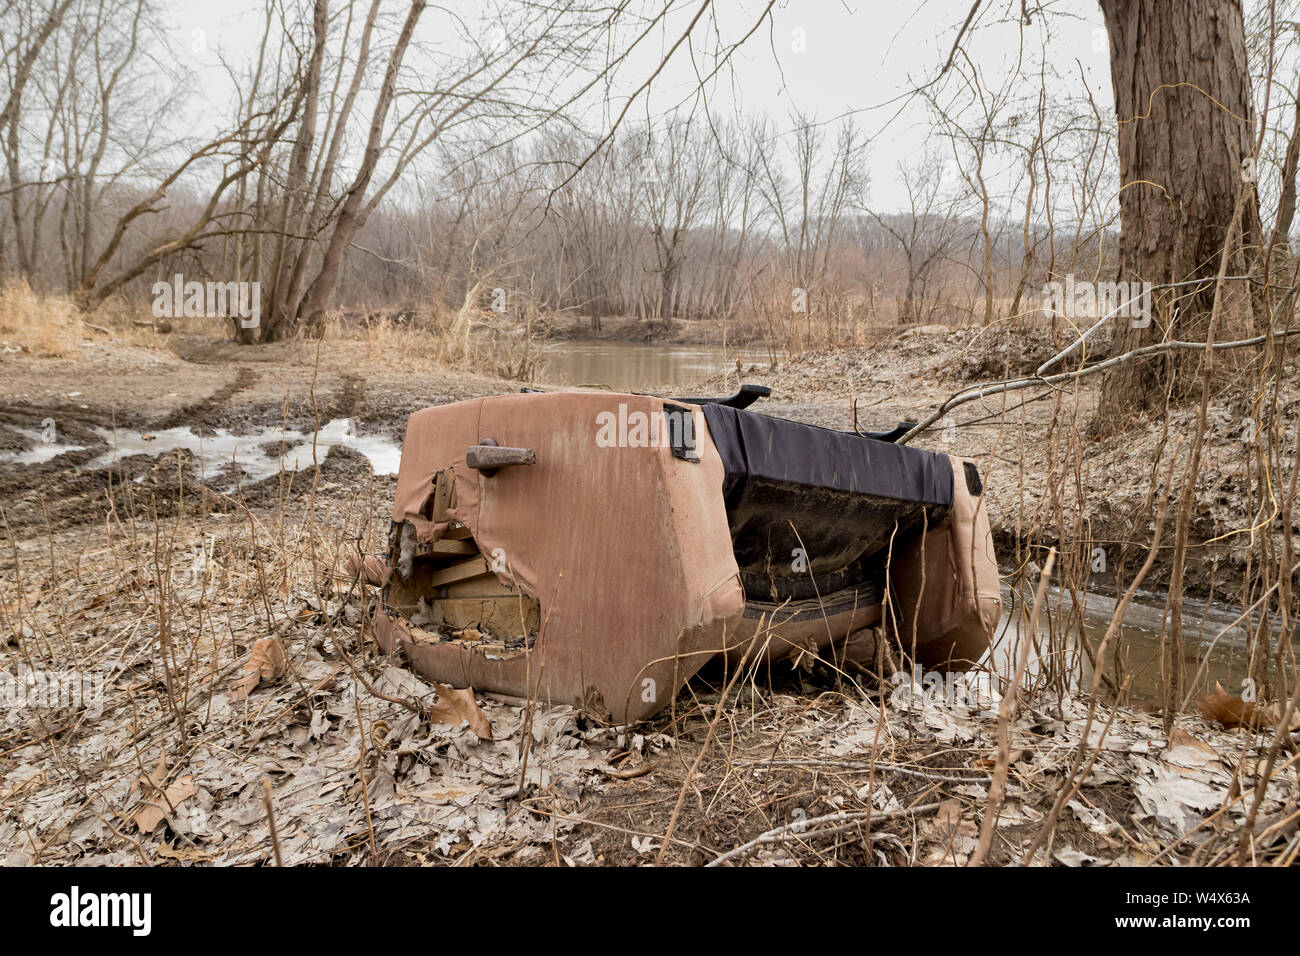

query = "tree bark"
1096;0;1259;421
299;0;426;335
261;0;328;342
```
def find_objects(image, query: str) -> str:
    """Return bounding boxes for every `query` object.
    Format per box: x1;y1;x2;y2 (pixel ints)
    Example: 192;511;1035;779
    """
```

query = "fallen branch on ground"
897;327;1300;445
705;801;943;867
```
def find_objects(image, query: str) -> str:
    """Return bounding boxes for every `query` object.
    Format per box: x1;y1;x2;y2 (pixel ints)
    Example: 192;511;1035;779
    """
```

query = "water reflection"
992;582;1295;702
536;341;770;391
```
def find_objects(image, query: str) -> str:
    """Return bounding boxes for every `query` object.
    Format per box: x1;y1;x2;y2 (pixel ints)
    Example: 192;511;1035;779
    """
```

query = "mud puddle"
0;426;88;465
83;418;401;485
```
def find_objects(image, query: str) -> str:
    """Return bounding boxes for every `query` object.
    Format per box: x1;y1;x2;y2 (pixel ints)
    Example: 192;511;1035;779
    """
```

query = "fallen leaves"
0;511;612;868
1196;682;1300;731
1054;846;1105;867
1163;727;1222;771
156;843;210;862
131;754;197;833
922;797;979;864
8;492;1297;869
1067;800;1118;836
429;683;492;740
230;637;287;701
1136;771;1221;829
1;586;42;642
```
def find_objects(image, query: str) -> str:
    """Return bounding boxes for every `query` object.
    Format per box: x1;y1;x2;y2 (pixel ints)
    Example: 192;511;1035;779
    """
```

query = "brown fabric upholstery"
378;394;1001;721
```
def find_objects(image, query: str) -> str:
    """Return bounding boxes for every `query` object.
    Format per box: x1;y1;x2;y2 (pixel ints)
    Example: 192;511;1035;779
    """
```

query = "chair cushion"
701;405;954;598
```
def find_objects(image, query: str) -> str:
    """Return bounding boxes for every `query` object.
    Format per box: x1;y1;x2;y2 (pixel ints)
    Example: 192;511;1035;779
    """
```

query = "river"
534;340;771;391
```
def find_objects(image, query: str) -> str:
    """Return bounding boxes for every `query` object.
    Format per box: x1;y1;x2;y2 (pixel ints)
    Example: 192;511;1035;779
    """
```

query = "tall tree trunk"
1096;0;1259;422
262;0;328;342
299;0;426;334
0;0;73;280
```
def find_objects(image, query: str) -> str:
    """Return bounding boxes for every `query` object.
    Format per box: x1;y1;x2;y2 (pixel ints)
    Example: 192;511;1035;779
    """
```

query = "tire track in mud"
0;400;134;444
0;398;128;532
199;369;367;433
152;366;260;431
319;372;366;422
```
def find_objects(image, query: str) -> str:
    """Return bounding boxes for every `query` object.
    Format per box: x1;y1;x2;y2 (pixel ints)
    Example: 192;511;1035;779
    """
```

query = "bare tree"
862;155;962;324
636;115;709;322
758;112;866;309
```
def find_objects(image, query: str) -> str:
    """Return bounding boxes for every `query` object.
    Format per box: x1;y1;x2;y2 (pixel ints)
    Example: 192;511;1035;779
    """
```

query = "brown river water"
534;340;770;391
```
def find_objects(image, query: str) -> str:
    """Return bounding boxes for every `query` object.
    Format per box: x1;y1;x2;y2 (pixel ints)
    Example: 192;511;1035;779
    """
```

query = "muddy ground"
0;331;512;533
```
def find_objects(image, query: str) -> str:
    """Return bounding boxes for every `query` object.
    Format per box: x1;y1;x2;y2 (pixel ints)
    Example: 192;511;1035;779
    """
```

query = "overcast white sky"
161;0;1115;214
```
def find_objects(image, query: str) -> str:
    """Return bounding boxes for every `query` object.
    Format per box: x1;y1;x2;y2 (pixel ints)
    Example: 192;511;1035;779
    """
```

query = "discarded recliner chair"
371;385;1001;723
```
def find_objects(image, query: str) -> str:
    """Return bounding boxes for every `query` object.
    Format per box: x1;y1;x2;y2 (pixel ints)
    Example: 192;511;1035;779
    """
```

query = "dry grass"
0;279;82;357
0;283;187;354
321;293;548;382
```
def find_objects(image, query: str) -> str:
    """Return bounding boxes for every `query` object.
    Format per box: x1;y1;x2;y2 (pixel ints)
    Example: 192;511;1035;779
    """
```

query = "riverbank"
545;311;770;347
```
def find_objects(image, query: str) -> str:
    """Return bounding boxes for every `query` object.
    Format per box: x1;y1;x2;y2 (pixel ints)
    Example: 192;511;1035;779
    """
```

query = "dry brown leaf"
422;787;480;801
156;843;210;862
229;671;261;701
229;637;286;701
785;635;820;674
1164;727;1220;769
1197;682;1263;728
933;798;963;833
83;591;110;611
429;683;492;740
975;748;1023;769
924;797;979;865
133;775;197;833
137;752;168;794
1196;682;1295;729
1196;686;1268;728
